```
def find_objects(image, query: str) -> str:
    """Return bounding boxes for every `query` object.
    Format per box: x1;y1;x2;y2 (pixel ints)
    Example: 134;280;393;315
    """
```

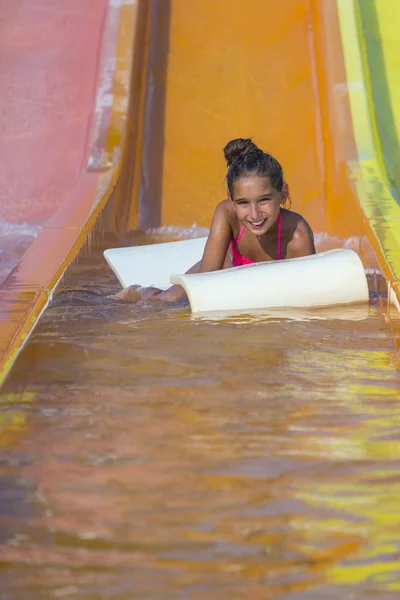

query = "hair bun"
223;138;262;167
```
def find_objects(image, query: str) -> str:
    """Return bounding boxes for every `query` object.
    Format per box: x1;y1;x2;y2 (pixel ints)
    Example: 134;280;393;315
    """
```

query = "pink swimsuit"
230;212;283;266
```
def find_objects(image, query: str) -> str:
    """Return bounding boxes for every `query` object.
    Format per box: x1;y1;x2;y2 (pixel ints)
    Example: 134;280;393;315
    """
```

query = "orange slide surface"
0;0;397;385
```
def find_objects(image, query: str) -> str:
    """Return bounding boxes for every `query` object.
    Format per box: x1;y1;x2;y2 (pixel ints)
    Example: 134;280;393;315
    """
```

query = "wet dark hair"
223;138;286;199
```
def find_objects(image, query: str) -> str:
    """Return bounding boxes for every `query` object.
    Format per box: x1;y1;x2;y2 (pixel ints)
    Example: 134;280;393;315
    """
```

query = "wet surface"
0;222;41;285
0;231;399;599
0;0;107;284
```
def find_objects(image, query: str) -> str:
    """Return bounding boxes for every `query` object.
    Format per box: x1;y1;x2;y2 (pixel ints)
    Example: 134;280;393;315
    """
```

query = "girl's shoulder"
214;199;238;227
216;198;235;214
282;209;315;256
212;200;241;241
282;209;314;239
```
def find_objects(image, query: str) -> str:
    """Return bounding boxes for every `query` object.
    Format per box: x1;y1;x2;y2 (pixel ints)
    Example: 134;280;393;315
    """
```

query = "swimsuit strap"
234;225;245;245
277;212;282;260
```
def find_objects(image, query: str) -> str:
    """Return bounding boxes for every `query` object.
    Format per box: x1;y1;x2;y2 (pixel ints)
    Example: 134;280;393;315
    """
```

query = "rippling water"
1;230;399;599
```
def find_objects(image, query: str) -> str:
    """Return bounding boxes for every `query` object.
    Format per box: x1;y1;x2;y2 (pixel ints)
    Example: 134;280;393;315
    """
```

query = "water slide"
2;3;400;595
1;0;400;387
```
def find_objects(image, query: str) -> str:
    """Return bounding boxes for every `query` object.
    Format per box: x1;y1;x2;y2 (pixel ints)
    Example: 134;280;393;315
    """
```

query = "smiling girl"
116;138;315;302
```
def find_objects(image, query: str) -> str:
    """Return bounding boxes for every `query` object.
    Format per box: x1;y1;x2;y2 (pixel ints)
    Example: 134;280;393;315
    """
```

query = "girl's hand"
111;285;162;302
111;284;187;303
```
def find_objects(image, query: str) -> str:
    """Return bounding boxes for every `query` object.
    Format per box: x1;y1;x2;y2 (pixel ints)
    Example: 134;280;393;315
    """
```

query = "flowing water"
0;230;399;599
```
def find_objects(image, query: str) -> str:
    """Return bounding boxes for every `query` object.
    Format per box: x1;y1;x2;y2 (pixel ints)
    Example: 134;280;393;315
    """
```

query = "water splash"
0;221;42;285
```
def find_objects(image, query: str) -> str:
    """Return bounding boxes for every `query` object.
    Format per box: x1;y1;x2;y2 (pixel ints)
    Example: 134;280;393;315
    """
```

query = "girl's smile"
248;217;268;231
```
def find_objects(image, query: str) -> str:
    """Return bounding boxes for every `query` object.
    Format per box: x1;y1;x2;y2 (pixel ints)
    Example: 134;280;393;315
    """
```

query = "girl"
116;138;315;302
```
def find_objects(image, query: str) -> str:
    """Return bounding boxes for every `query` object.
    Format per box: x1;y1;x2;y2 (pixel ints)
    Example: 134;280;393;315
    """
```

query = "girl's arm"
153;202;232;301
199;201;232;272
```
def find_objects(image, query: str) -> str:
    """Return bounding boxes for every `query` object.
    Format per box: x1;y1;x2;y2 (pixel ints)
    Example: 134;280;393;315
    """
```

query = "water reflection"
0;232;399;598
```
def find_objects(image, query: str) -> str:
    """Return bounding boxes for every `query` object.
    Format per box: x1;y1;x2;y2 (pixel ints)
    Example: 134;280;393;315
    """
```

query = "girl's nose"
249;204;260;220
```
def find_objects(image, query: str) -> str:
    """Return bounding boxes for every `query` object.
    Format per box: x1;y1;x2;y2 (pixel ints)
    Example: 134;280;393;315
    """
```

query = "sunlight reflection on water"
0;229;399;599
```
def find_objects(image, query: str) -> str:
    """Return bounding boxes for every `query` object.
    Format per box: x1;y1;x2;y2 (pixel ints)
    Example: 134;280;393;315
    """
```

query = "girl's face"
230;176;285;236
